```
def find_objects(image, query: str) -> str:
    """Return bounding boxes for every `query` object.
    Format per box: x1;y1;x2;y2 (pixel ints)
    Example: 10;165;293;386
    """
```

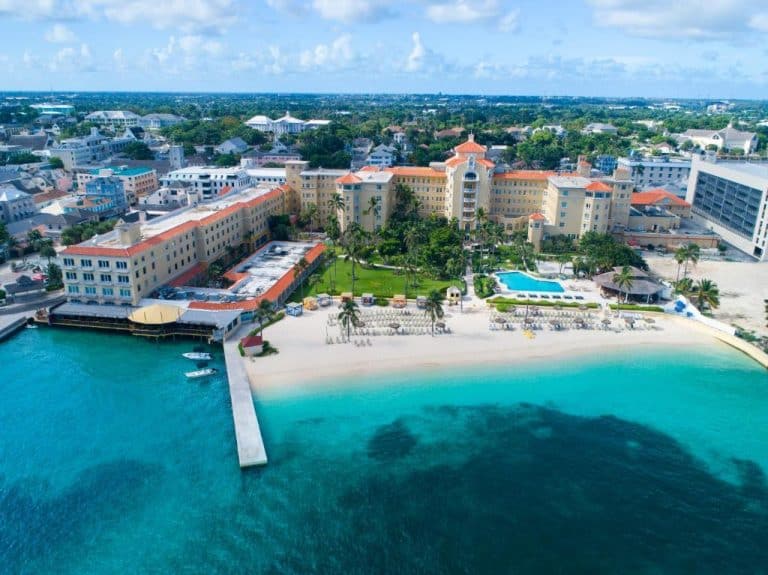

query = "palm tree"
40;242;57;264
423;289;445;336
328;194;345;218
693;278;720;311
674;277;694;297
337;298;360;340
674;246;687;282
341;225;366;295
682;243;700;278
256;299;274;336
612;265;634;313
304;203;319;232
363;196;381;230
27;229;43;251
556;253;570;275
292;256;309;300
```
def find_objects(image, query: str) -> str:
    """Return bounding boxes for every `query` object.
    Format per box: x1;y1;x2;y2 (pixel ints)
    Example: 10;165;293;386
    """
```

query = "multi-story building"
82;175;129;218
61;185;286;305
686;157;768;260
160;166;252;201
366;144;397;168
0;185;36;223
77;166;159;206
245;168;287;187
617;156;691;191
85;110;142;129
680;126;758;154
50;128;131;169
140;114;186;130
30;103;75;116
244;112;330;135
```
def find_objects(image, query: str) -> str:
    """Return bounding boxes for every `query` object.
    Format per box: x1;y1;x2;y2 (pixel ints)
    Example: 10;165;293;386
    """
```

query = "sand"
646;255;768;336
243;302;727;396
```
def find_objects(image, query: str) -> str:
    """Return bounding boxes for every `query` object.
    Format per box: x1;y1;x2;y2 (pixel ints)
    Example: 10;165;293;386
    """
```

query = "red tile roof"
241;335;263;347
585;182;612;192
529;213;546;221
630;189;691;208
336;173;362;185
454;136;487;154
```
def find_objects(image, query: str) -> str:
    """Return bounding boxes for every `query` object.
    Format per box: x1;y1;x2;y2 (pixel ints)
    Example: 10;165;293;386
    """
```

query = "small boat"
182;352;212;361
185;368;217;379
25;324;38;329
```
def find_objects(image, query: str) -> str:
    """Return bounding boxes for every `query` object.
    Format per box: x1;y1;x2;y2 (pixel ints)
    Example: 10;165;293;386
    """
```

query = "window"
63;257;75;266
80;259;93;267
98;260;109;268
65;272;77;280
85;286;97;295
67;285;79;294
116;261;127;269
83;273;94;282
103;288;114;296
117;275;129;284
119;288;131;297
100;274;112;282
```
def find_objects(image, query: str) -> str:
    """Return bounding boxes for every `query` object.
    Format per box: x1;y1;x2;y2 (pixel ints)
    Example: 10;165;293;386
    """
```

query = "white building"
30;103;75;116
244;112;330;135
160;166;252;200
244;168;286;186
140;113;186;130
85;111;142;129
366;144;397;167
0;185;37;223
686;157;768;260
680;125;758;154
582;123;618;135
215;137;248;155
617;157;691;191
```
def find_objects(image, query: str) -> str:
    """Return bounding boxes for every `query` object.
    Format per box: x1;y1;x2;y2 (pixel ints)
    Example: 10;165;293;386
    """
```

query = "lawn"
289;258;464;301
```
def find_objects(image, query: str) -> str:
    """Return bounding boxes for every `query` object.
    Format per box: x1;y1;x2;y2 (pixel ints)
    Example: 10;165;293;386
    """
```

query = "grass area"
608;304;665;313
290;258;463;301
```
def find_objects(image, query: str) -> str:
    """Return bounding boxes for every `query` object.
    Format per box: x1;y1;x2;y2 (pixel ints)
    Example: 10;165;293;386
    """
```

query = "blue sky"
1;0;767;98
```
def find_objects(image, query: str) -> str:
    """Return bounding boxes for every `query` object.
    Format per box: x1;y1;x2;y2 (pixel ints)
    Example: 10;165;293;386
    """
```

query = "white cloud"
113;48;125;69
498;10;518;32
230;46;286;75
311;0;391;23
588;0;766;40
0;0;238;33
426;0;501;23
45;24;78;43
299;34;354;69
178;34;223;56
50;43;93;72
405;32;426;72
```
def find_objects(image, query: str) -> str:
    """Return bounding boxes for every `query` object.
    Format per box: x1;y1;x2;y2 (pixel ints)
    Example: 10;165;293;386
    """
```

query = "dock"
0;315;29;341
223;325;268;467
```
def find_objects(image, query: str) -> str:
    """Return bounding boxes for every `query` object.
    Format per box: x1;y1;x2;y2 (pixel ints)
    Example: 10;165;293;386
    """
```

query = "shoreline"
242;305;748;398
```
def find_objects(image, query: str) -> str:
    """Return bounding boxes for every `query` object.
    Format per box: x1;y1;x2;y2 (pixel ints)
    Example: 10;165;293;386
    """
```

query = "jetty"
223;325;268;467
0;315;29;341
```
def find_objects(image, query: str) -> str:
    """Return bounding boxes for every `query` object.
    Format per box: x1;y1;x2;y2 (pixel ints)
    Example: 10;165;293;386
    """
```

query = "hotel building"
161;166;252;201
686;157;768;260
76;166;159;206
61;185;287;305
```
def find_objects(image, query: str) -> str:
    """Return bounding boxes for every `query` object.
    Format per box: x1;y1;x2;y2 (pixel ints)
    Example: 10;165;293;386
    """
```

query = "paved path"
222;324;268;467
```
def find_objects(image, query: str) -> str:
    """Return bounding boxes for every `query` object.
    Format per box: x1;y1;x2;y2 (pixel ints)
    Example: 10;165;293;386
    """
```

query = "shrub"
488;297;600;309
608;304;664;313
375;298;389;307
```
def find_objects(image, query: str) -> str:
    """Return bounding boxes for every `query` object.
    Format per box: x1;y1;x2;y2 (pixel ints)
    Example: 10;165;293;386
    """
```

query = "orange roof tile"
630;189;690;208
336;173;362;185
585;182;612;192
454;137;487;154
529;213;546;221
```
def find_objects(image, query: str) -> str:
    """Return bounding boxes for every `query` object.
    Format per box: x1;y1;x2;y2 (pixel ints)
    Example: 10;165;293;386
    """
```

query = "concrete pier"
0;315;29;341
223;325;268;467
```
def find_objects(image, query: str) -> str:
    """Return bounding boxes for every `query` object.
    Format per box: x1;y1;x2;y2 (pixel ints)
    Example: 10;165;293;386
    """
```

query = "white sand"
243;303;723;396
646;255;768;336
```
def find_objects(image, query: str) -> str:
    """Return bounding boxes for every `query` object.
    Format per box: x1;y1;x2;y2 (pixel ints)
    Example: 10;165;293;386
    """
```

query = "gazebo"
286;302;303;317
446;286;461;306
128;304;183;325
361;293;375;306
593;266;664;303
317;293;332;307
391;294;407;308
416;295;427;309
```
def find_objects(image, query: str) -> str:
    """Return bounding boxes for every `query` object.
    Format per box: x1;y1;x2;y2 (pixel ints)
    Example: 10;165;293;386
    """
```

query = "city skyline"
0;0;767;99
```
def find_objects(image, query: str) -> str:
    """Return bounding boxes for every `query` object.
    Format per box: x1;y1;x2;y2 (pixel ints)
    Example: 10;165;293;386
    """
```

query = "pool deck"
223;325;268;467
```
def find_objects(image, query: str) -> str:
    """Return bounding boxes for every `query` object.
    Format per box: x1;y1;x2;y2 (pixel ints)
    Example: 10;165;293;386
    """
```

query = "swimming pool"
496;271;565;293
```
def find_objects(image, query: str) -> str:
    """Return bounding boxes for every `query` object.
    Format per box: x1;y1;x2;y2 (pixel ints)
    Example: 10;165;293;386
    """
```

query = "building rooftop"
631;189;691;207
89;166;154;177
706;160;768;180
548;175;592;188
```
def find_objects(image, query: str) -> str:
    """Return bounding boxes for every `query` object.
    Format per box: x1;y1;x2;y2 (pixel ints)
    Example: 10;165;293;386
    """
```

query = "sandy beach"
243;302;731;396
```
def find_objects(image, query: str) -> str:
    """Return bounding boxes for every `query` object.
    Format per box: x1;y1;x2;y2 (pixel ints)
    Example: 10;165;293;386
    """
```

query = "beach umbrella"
524;317;534;324
644;317;655;324
389;322;400;330
435;321;446;329
601;319;611;326
356;320;366;327
494;316;507;324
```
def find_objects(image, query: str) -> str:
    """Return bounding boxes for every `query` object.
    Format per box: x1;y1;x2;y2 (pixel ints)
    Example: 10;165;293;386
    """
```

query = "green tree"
292;256;310;300
682;243;700;278
27;229;43;251
123;141;154;160
256;299;274;336
423;289;445;336
48;156;64;169
674;246;687;282
46;262;63;290
337;298;361;340
693;278;720;311
612;265;634;312
40;242;57;263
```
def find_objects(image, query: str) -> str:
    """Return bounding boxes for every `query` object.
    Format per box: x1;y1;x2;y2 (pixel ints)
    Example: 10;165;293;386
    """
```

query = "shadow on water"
270;404;768;574
0;460;161;574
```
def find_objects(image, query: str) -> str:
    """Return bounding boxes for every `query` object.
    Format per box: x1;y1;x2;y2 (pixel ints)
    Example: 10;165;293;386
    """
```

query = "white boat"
25;324;38;329
185;368;217;379
182;352;212;361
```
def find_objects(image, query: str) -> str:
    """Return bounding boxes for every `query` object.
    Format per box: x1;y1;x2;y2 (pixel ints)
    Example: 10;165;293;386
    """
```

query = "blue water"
1;328;767;574
497;270;565;292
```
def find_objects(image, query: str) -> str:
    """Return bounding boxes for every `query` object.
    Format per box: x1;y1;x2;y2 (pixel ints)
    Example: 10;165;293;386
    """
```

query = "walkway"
222;323;268;467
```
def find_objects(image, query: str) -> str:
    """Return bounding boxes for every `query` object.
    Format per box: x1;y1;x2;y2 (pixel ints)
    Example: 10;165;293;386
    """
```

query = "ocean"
1;327;766;574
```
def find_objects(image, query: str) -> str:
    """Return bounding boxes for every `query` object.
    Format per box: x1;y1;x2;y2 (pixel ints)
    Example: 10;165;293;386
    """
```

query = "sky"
0;0;767;98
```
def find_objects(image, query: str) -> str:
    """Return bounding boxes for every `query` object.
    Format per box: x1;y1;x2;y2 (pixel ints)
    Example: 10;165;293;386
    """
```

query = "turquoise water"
1;328;767;573
497;271;565;292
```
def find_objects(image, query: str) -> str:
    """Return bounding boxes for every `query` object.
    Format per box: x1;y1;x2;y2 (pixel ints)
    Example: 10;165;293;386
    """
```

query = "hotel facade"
61;185;287;306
